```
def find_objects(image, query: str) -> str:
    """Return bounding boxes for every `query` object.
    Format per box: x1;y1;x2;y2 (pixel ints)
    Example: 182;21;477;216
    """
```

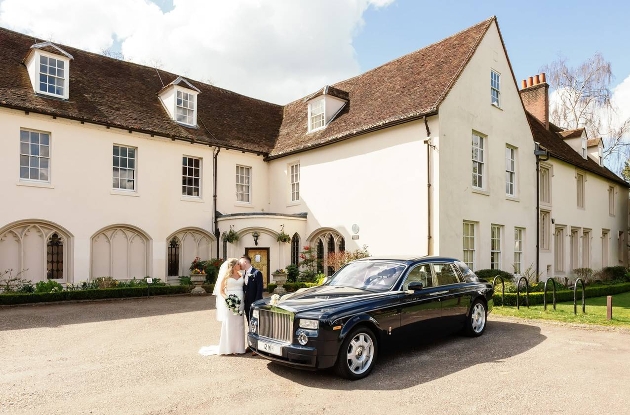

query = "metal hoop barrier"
492;276;505;306
574;278;586;315
516;276;529;310
543;277;557;311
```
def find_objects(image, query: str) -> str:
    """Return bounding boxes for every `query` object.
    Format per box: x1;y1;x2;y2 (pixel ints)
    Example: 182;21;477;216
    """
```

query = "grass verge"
492;291;630;326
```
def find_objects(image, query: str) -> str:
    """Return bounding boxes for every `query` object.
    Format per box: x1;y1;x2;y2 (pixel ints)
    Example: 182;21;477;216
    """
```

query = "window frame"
576;171;585;209
490;224;502;270
570;228;580;272
308;99;325;132
609;186;615;216
289;162;300;202
236;165;252;203
540;210;551;251
19;128;51;183
175;89;196;126
463;221;476;270
491;70;501;107
554;227;565;273
540;163;552;205
514;227;524;275
472;132;485;190
182;156;202;198
582;229;591;269
37;52;69;99
112;144;137;192
505;146;516;197
602;229;610;267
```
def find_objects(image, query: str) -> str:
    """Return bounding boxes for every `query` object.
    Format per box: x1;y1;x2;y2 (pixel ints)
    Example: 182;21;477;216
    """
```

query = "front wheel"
464;300;487;337
335;327;378;380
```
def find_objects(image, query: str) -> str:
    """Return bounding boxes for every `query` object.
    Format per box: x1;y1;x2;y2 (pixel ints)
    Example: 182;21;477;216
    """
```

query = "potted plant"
272;268;288;294
189;257;207;294
276;224;291;243
222;225;239;244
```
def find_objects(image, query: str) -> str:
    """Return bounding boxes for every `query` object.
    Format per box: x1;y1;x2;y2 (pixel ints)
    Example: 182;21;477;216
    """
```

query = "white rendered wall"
436;20;538;273
267;119;435;257
0;107;216;282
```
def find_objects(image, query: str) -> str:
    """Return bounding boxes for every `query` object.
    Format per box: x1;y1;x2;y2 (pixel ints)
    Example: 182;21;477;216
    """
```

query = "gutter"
424;116;434;256
265;111;439;161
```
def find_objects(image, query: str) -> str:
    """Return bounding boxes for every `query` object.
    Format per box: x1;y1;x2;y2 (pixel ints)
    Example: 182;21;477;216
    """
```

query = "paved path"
1;296;629;415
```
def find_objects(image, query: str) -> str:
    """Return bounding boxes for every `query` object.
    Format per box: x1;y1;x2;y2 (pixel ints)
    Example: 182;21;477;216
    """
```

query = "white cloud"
0;0;393;104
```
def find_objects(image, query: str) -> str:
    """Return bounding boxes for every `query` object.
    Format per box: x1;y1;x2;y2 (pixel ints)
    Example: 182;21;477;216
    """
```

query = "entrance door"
245;247;270;287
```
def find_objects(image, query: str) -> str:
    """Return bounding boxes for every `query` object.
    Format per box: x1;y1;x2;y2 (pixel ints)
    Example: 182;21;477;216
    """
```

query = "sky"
0;0;628;119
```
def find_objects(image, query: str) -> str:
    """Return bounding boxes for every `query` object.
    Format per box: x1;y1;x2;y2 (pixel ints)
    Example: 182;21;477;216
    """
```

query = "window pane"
20;166;29;179
40;146;50;157
120;147;127;158
113;146;119;157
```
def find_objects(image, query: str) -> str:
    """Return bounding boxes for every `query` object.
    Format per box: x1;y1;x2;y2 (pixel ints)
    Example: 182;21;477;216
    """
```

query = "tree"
622;159;630;183
541;53;630;173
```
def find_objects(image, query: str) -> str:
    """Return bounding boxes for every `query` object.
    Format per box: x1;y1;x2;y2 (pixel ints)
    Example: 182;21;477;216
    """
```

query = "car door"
433;262;470;330
399;263;443;336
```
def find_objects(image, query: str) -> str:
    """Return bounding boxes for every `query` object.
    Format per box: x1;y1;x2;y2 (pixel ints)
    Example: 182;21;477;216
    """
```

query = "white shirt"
244;266;253;285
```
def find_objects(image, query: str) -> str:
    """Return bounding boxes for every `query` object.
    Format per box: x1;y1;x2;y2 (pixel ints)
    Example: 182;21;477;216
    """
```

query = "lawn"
492;291;630;326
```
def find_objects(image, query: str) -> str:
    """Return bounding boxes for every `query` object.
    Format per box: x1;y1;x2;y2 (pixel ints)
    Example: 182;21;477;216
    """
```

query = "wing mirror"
407;281;424;291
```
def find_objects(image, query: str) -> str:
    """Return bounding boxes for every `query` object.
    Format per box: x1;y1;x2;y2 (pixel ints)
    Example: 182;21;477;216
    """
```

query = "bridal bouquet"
225;294;243;316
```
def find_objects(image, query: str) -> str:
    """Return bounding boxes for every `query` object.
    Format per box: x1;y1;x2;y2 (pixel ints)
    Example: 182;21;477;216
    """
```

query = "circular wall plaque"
352;224;360;234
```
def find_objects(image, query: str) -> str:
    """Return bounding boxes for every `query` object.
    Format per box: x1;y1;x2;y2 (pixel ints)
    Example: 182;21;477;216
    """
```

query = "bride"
199;258;246;356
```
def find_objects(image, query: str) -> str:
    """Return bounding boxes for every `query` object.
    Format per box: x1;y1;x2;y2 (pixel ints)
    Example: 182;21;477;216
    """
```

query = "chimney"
520;72;549;130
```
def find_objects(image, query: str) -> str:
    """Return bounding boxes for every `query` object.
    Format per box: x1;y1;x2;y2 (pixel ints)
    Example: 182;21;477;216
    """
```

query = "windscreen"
327;261;406;292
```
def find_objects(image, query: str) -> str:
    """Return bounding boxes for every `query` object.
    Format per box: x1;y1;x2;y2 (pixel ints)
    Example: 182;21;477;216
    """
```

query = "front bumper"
247;332;337;369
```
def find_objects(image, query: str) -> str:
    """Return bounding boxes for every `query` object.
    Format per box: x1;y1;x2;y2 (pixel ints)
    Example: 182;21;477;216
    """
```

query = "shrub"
599;266;629;282
573;268;594;282
204;259;223;284
179;276;192;286
285;264;300;283
0;285;191;306
34;280;64;293
0;269;32;293
93;277;119;289
267;284;277;293
475;269;514;283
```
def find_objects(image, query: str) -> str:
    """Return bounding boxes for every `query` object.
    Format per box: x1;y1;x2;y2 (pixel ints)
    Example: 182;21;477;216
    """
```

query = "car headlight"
252;309;259;319
299;319;319;329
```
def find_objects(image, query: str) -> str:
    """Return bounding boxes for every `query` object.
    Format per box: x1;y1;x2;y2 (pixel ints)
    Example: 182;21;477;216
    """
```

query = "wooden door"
245;247;270;287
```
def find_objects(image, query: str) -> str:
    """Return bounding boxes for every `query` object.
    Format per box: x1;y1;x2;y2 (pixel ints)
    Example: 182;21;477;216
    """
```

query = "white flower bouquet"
225;294;243;316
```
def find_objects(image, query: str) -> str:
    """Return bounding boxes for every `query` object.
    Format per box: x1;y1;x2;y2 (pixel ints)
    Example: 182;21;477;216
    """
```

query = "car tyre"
464;299;487;337
335;326;378;380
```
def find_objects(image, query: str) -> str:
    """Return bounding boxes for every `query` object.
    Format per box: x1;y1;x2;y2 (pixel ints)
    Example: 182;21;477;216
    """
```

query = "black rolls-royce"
247;256;493;380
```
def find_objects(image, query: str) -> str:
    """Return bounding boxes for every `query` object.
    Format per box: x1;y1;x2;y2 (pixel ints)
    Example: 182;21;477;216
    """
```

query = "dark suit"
243;267;264;322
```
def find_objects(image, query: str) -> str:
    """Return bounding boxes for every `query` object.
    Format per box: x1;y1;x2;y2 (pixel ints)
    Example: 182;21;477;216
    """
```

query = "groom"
240;255;264;324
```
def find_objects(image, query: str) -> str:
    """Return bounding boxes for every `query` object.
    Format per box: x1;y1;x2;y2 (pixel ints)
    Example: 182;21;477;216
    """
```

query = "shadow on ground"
0;295;215;331
266;319;545;390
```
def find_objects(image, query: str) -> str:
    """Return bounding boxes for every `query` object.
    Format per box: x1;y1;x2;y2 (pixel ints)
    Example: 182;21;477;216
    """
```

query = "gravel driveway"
1;296;629;415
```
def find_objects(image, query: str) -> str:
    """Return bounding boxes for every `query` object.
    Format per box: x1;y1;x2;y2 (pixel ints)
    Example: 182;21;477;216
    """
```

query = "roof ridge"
282;16;496;107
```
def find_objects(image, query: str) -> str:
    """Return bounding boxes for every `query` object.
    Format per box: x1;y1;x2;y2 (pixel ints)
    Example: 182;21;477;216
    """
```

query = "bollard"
607;296;613;320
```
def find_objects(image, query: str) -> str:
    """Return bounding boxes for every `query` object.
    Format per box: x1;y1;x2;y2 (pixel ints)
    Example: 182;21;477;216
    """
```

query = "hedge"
493;282;630;306
0;285;191;306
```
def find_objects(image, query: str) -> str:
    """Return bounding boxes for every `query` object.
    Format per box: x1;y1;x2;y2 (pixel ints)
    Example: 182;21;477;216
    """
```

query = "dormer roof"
587;138;603;147
557;128;584;139
304;85;349;102
159;75;201;94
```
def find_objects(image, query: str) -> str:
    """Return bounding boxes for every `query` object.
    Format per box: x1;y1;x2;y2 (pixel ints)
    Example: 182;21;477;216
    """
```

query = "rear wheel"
335;327;378;380
464;300;487;337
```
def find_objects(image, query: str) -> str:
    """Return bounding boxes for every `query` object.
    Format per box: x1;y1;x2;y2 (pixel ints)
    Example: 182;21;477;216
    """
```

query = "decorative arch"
234;227;280;240
0;219;73;283
308;228;346;276
91;224;151;280
165;227;215;277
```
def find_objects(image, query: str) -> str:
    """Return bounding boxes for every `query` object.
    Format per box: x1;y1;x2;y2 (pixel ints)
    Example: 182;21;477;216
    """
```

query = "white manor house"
0;17;627;286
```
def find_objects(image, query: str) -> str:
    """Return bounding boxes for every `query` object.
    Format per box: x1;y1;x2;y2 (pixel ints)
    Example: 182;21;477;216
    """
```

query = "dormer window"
309;99;325;131
23;42;73;100
39;55;65;96
581;137;587;159
157;76;200;127
176;90;195;125
305;85;349;133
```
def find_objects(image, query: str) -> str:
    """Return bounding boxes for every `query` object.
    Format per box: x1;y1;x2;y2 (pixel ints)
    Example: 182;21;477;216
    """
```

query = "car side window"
433;263;460;286
402;264;432;290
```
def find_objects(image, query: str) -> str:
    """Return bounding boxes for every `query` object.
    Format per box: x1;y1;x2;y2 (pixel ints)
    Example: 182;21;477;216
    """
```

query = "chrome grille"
259;309;293;342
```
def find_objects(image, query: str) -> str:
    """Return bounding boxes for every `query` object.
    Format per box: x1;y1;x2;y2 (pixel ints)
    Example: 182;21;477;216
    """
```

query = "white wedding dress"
199;276;246;356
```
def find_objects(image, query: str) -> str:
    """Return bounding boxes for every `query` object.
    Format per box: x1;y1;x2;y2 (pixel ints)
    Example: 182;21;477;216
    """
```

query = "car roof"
355;255;461;264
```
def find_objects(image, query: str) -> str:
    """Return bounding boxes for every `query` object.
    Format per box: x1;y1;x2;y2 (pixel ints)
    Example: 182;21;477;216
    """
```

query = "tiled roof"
557;128;584;139
587;138;602;147
0;27;283;154
269;17;495;157
527;113;627;187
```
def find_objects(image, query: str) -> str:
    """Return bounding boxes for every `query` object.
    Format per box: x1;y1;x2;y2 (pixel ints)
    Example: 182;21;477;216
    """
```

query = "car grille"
259;309;293;342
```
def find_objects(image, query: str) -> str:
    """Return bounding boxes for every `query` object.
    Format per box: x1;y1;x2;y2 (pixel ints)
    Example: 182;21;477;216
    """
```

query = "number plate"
258;339;283;356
